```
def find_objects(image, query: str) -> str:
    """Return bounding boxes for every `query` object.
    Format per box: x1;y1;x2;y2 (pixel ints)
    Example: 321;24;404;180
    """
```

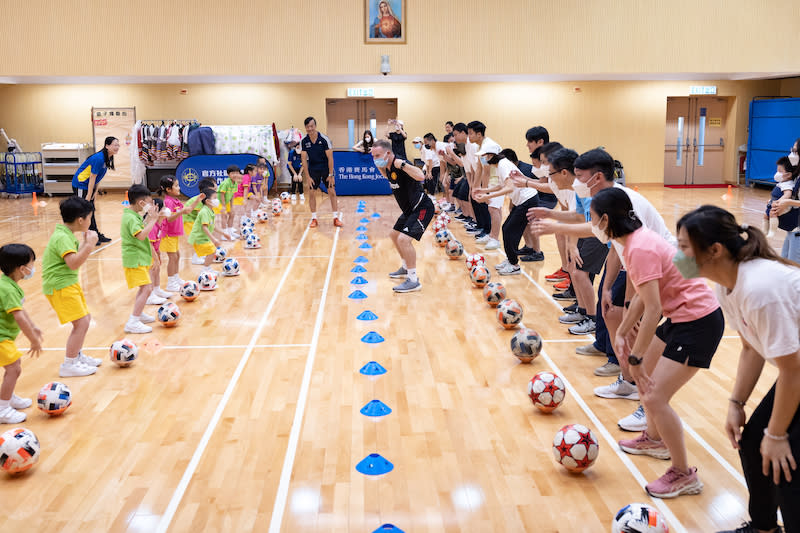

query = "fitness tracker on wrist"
627;354;643;366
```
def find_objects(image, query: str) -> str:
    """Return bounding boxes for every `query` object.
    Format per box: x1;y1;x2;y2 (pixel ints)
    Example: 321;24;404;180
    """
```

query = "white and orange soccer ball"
552;423;599;473
109;338;139;366
469;265;490;288
180;280;199;302
157;302;181;327
512;328;543;363
483;282;506;307
612;503;670;533
0;428;40;474
37;382;72;416
496;298;522;329
445;239;463;259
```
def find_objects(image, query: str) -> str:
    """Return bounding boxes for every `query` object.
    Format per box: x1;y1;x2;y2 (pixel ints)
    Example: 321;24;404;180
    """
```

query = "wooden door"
663;97;690;185
326;98;398;150
689;96;728;184
325;99;358;149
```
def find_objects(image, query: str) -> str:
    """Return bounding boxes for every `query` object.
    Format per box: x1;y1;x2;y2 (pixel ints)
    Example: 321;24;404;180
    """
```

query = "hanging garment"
188;126;216;156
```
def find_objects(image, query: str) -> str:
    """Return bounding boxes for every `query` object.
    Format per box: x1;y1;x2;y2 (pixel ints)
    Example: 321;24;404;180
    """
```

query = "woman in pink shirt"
590;187;724;499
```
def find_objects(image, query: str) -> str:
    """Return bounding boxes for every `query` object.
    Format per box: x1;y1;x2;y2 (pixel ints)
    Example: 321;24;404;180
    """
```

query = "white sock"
128;314;139;323
401;260;407;269
407;268;418;282
311;212;317;219
0;399;9;409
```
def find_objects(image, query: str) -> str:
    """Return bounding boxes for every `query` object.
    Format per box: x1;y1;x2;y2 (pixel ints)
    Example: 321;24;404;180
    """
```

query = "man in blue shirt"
300;117;341;228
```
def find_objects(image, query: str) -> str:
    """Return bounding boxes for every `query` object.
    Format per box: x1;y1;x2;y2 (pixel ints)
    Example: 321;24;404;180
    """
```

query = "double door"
325;98;398;149
663;96;728;185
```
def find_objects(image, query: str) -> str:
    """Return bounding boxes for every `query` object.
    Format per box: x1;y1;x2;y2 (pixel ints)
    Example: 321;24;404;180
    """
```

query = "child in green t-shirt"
218;165;240;240
188;188;223;273
0;244;42;424
186;178;218;264
42;197;101;378
121;184;167;334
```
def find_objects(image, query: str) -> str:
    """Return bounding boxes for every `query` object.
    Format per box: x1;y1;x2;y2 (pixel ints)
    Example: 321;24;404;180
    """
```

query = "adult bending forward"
678;205;800;533
72;136;119;244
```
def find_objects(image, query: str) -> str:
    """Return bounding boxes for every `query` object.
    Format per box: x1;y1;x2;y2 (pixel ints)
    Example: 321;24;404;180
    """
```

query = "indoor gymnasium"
0;2;799;532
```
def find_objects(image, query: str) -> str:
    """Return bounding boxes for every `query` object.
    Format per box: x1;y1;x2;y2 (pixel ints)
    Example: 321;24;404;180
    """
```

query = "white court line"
90;238;121;255
154;224;312;533
268;227;340;533
681;423;747;487
41;344;311;351
85;255;329;261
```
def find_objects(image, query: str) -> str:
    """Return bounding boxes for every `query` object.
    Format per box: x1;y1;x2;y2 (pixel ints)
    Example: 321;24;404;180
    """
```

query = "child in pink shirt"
146;197;169;305
158;175;203;292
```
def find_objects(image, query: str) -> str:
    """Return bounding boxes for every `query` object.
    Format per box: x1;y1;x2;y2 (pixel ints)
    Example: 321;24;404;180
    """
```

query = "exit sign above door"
347;88;375;97
689;85;717;95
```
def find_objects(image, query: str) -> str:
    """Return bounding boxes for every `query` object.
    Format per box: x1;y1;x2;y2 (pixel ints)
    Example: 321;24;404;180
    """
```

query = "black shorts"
576;237;610;275
308;169;331;191
393;195;435;241
538;195;558;210
655;308;724;369
610;270;627;307
453;178;470;201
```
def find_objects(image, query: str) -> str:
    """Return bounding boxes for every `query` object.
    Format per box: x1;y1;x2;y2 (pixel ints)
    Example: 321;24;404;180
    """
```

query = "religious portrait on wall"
365;0;405;44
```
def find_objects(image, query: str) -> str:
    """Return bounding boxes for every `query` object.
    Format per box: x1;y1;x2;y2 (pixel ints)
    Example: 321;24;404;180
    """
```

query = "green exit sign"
347;88;375;98
689;85;717;95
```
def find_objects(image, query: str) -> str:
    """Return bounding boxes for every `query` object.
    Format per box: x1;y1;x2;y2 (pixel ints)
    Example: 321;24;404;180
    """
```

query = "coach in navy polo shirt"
300;116;342;228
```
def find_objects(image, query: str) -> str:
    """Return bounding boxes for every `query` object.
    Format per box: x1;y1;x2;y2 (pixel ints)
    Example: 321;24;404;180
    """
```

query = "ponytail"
102;136;117;171
677;205;798;267
158;175;176;196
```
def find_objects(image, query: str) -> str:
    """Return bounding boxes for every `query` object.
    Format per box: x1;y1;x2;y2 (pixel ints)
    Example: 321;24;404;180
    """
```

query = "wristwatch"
628;354;643;366
400;160;406;169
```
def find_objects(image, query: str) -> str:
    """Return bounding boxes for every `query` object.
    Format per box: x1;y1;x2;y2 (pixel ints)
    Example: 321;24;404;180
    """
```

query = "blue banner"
176;154;275;197
331;151;392;196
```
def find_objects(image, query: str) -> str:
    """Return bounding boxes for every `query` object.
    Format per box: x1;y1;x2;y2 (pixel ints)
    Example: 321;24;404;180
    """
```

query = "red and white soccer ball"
528;371;565;411
465;253;485;270
552;423;599;473
432;219;447;233
437;213;451;225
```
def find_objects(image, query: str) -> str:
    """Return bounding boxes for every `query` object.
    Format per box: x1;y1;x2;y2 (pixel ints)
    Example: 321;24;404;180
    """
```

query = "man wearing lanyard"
300;116;342;228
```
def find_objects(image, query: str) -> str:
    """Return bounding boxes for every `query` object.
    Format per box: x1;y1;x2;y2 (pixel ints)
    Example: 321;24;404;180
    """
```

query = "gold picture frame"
365;0;405;44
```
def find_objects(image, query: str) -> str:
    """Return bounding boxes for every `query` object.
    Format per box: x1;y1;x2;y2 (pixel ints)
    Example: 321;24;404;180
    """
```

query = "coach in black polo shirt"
300;116;342;228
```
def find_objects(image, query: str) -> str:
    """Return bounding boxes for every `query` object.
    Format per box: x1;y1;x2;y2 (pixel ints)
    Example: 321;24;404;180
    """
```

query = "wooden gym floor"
0;184;781;532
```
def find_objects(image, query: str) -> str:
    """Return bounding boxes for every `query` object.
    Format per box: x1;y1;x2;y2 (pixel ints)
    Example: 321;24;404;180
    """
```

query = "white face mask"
22;265;35;280
789;152;799;166
591;218;610;244
532;166;547;178
549;176;560;196
775;171;788;182
209;198;220;208
572;177;592;197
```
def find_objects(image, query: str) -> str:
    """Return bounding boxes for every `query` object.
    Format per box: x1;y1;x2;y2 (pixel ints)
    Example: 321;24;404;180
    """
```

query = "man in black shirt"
386;118;407;160
370;139;434;293
300;116;342;228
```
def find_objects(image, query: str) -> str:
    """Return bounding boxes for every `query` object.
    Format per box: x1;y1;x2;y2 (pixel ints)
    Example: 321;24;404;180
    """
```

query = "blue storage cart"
2;152;44;197
745;97;800;187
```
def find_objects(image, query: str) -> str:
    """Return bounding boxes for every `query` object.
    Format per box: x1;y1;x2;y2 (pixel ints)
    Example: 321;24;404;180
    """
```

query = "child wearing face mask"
0;244;42;423
287;143;304;201
763;156;797;237
122;184;168;334
42;196;101;377
145;197;170;306
188;188;223;274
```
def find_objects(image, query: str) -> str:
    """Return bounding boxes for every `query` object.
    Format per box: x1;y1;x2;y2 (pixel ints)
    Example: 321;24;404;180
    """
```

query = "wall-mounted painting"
365;0;405;44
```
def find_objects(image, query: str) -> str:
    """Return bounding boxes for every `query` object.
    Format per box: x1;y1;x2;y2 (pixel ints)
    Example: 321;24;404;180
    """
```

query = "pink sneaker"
646;466;703;498
618;431;671;460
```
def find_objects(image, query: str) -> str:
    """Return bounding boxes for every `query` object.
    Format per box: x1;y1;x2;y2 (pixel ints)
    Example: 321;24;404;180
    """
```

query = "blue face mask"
480;156;490;165
672;250;700;279
374;158;388;168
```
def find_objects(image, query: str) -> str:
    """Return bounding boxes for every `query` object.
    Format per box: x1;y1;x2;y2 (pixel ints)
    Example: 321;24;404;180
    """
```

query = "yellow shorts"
124;265;152;289
161;236;179;253
233;197;245;206
193;242;215;257
0;339;23;367
183;221;194;235
212;205;222;215
45;283;89;324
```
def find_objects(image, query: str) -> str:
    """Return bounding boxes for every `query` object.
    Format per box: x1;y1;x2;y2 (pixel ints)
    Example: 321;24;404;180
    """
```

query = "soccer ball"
240;216;254;230
434;203;441;215
272;203;282;216
437;213;451;225
256;210;269;222
245;233;261;249
280;191;290;203
180;280;199;302
109;338;139;366
528;371;566;412
497;298;523;329
612;503;670;533
198;270;218;290
552;423;599;473
222;257;240;276
434;230;450;246
37;382;72;415
432;219;447;233
445;239;463;259
483;282;506;307
240;226;254;240
213;247;227;263
465;253;485;270
157;302;181;327
0;428;40;474
469;265;490;288
511;328;543;363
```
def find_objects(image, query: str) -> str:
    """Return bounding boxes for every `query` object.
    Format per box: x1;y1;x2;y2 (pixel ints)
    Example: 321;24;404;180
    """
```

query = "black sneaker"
455;214;468;221
552;288;576;301
465;226;482;234
519;251;544;262
562;302;578;313
98;234;112;243
517;246;534;256
717;523;783;533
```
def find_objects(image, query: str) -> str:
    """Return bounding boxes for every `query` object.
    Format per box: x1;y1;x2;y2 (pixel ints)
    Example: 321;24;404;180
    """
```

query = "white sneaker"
59;358;98;377
9;394;32;409
594;375;640;400
124;319;153;334
165;280;182;292
476;234;491;244
484;238;501;250
139;313;156;324
0;406;26;424
153;287;175;299
291;194;297;201
300;194;305;202
191;254;205;265
498;263;521;276
78;351;102;367
494;260;510;271
145;294;167;305
619;404;648;432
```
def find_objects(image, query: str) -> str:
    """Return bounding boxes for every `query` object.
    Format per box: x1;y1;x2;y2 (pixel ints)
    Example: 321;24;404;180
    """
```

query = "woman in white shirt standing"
676;205;800;533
